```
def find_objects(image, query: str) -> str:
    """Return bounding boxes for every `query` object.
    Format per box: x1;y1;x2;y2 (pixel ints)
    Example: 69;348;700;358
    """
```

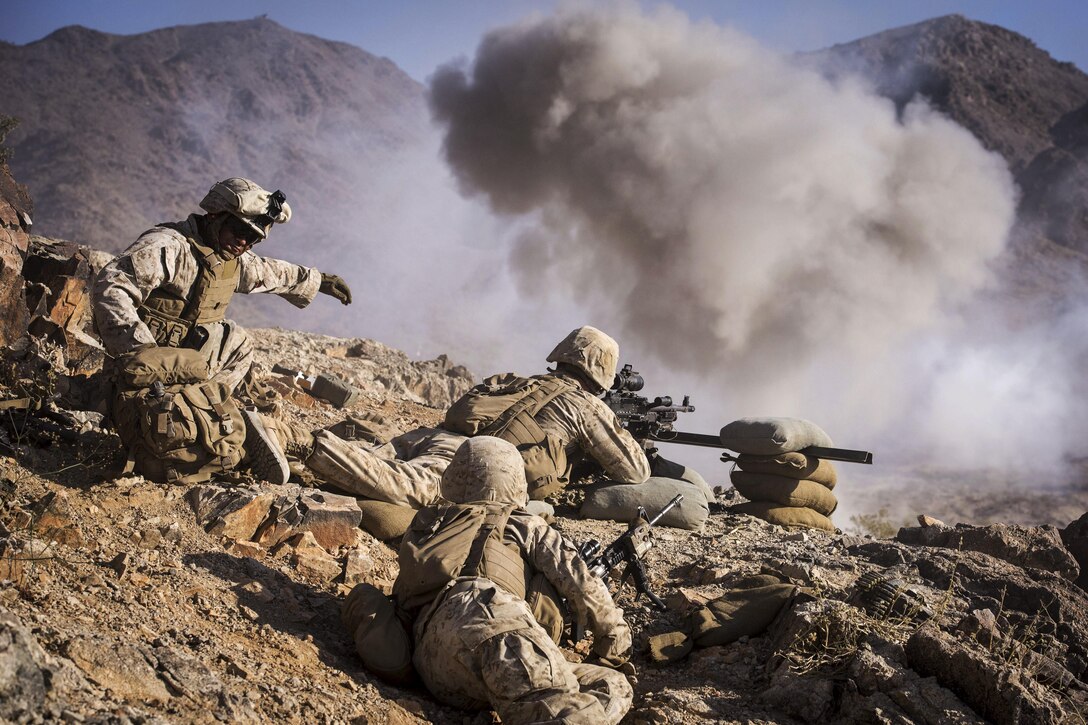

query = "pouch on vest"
342;583;416;685
112;347;246;484
526;571;567;644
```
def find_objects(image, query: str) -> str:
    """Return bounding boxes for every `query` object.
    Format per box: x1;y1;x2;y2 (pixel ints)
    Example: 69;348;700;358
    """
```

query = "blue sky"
3;1;1086;81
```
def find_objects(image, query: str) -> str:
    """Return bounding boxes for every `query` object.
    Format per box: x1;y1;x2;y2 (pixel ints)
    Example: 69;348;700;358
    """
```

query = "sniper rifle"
603;364;873;464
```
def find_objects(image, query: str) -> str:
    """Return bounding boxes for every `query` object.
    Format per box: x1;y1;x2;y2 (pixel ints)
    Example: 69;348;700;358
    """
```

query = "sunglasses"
224;214;263;246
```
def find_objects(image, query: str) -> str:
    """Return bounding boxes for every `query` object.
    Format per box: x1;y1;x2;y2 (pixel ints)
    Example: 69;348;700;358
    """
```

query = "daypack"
394;502;524;614
394;502;567;642
443;374;574;499
112;347;246;484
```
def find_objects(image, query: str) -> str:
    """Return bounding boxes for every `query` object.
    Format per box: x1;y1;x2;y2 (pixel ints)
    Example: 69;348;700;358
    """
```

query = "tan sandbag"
731;501;836;532
341;583;415;685
580;477;709;530
648;631;693;663
719;417;832;455
735;452;837;489
679;465;716;502
690;579;799;647
730;472;838;516
356;500;418;540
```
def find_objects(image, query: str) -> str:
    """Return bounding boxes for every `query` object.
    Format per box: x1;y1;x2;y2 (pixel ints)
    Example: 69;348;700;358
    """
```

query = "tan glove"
592;622;632;667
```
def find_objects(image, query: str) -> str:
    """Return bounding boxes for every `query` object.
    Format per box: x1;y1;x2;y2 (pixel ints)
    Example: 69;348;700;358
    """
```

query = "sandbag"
731;501;836;532
719;417;832;455
648;631;693;663
690;576;799;647
730;472;838;516
580;477;709;530
735;452;837;489
356;500;418;540
341;583;415;685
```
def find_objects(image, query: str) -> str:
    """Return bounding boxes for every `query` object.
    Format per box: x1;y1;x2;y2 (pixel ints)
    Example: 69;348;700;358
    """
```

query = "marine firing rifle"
603;363;873;465
577;493;683;611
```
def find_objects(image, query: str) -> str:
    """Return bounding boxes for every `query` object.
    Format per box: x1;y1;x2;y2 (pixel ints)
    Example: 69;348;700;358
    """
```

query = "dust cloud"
425;4;1088;479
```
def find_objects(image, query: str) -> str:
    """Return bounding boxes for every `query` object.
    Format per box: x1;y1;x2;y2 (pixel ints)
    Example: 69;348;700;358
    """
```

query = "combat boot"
262;417;316;463
241;409;290;485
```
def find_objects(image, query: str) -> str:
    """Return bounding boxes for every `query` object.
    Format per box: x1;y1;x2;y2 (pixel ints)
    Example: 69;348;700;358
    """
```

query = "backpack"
112;347;246;484
393;503;568;642
443;374;574;499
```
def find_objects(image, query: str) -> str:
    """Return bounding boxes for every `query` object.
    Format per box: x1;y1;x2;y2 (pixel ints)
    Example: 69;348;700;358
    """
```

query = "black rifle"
577;493;683;611
603;363;873;465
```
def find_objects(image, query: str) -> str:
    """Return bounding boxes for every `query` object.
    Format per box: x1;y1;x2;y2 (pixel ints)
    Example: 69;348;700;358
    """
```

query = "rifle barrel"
648;430;873;464
647;494;683;527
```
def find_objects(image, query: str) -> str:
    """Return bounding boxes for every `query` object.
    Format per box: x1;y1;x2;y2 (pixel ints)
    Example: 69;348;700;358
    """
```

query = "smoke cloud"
423;4;1088;476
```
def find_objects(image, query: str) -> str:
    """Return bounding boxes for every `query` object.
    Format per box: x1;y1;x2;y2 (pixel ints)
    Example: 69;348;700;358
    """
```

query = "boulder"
0;155;31;348
1061;512;1088;591
897;522;1080;580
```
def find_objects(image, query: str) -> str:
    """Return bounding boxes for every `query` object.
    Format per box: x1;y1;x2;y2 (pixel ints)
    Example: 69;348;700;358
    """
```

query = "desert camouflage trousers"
189;319;254;395
414;579;633;725
306;426;466;508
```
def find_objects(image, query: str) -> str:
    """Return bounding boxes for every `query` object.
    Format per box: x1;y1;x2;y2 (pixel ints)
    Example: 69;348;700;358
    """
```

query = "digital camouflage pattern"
546;325;620;392
402;437;634;723
307;427;467;508
92;214;321;392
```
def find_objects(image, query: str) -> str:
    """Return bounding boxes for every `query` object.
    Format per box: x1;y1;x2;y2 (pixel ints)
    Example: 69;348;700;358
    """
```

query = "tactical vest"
394;503;567;642
138;224;240;348
443;375;576;499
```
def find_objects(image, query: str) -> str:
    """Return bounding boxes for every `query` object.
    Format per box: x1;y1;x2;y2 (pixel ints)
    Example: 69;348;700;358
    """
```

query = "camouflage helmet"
440;437;528;506
546;325;619;392
199;177;292;239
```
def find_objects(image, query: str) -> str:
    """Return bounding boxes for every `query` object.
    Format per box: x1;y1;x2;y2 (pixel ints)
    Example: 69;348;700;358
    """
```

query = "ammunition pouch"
112;347;246;484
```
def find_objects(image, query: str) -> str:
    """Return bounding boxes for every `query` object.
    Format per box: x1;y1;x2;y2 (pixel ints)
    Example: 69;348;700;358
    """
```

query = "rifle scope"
612;363;645;393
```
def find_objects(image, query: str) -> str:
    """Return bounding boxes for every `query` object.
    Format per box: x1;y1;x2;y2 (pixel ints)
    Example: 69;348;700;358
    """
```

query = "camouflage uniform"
92;213;321;393
306;426;466;508
263;326;650;502
396;437;634;724
263;369;650;506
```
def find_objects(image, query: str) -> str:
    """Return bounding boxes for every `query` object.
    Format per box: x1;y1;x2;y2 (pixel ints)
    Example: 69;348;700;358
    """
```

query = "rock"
252;492;305;548
225;539;264;558
273;532;343;582
343;546;374;586
297;489;363;550
106;552;130;578
1061;512;1088;591
0;606;48;720
759;671;834;723
64;635;171;703
28;490;83;547
0;159;31;348
905;626;1072;724
188;485;278;541
897;522;1080;580
845;643;985;723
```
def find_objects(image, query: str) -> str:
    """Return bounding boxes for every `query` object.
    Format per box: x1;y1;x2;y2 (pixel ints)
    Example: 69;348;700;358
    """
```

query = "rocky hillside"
0;18;425;262
1;321;1087;722
809;14;1088;258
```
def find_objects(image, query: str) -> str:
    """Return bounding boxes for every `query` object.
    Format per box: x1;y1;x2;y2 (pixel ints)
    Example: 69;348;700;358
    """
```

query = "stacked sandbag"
720;418;838;532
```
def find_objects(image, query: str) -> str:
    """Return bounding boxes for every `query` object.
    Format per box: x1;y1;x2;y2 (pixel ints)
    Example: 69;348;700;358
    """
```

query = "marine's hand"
320;273;352;305
592;623;632;667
